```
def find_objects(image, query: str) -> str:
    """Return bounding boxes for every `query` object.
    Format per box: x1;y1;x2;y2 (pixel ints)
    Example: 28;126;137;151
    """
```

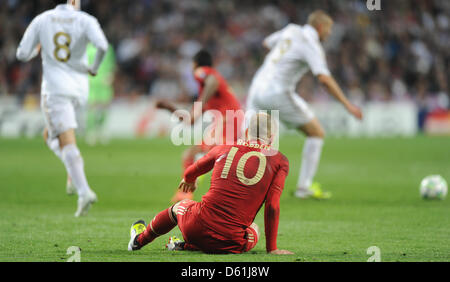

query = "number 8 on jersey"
53;32;71;62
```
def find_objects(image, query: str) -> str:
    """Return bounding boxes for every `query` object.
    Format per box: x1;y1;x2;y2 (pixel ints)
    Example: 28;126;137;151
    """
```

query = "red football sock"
137;207;177;247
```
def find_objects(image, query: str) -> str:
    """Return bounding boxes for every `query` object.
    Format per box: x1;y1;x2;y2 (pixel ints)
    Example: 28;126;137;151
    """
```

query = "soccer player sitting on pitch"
128;113;293;255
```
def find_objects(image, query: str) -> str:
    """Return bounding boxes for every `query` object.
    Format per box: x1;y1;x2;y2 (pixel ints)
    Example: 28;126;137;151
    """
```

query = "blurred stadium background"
0;0;449;138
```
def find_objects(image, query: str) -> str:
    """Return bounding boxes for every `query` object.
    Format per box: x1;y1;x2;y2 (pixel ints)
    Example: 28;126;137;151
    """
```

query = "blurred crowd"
0;0;449;112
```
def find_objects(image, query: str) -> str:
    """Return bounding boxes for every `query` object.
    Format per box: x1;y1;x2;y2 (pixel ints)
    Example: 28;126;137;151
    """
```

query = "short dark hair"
53;0;68;5
193;49;213;67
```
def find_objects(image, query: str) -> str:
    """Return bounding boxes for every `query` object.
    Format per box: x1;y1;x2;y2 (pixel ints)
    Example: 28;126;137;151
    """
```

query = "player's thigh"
58;129;76;147
244;96;273;136
245;81;270;123
173;200;203;243
74;97;88;132
248;86;314;129
41;95;78;141
276;93;316;130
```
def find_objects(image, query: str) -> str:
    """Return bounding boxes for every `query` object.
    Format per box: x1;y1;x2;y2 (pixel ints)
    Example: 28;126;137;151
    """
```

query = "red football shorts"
175;199;258;254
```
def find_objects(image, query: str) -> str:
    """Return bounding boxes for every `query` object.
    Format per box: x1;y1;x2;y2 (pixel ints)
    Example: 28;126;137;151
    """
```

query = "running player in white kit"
16;0;108;216
247;10;363;199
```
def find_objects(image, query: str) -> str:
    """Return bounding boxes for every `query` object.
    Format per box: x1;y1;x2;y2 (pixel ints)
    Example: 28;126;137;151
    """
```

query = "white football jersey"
16;4;108;99
250;24;330;97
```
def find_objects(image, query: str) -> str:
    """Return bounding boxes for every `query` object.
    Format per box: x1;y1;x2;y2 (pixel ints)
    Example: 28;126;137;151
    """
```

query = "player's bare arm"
155;74;218;124
262;29;282;51
85;20;108;76
189;74;219;125
87;48;106;76
155;100;195;123
317;74;363;120
262;40;272;51
155;99;179;113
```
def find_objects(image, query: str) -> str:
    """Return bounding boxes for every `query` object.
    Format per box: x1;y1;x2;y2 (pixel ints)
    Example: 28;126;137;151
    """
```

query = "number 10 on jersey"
220;147;267;186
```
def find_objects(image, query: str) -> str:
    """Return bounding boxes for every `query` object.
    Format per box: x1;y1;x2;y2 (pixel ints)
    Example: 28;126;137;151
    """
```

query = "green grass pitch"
0;135;449;262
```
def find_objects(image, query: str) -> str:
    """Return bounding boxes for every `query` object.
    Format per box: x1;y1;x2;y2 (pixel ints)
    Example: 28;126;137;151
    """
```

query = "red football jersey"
193;66;242;114
184;140;289;252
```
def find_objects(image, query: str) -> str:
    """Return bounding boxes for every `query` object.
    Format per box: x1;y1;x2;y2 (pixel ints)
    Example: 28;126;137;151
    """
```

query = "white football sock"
47;137;72;184
46;137;63;161
61;144;90;196
297;137;324;191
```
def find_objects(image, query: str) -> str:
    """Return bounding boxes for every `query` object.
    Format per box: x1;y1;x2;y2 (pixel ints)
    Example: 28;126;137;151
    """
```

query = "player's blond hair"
307;10;333;28
247;112;277;144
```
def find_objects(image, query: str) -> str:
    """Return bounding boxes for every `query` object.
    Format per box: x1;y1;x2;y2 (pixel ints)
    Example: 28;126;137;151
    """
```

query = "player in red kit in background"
128;113;293;255
156;49;243;203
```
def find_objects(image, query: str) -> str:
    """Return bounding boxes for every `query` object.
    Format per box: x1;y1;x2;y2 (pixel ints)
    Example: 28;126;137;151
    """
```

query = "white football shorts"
41;94;86;139
246;82;315;129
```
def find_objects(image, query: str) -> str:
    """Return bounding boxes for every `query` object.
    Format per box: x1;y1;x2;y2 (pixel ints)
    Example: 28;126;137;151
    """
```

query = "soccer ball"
420;175;448;200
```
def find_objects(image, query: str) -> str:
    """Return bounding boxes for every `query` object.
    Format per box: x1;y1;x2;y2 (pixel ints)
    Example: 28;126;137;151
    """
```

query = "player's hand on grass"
269;249;294;255
346;103;363;120
178;179;197;193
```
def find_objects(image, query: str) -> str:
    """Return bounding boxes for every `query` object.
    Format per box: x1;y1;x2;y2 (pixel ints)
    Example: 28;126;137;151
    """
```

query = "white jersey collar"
303;24;320;42
55;4;75;11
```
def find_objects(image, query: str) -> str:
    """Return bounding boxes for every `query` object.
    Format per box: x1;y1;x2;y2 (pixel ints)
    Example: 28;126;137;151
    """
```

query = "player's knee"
316;128;325;139
300;119;325;138
171;202;180;216
171;199;192;220
43;128;48;142
250;222;259;240
58;129;77;148
306;126;325;138
61;144;81;162
171;201;185;219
